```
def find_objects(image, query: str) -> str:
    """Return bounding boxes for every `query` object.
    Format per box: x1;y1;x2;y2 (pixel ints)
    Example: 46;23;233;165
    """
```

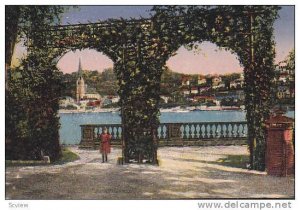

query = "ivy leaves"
22;6;280;166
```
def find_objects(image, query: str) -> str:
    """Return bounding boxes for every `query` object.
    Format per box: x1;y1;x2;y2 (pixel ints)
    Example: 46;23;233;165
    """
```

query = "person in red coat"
99;127;112;163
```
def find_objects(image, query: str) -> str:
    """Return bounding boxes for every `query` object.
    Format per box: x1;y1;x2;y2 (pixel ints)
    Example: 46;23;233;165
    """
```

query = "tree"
5;6;20;72
5;6;65;87
6;6;66;161
285;49;295;72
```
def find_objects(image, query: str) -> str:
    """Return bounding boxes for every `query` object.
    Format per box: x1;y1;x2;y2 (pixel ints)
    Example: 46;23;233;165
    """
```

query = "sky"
12;6;295;75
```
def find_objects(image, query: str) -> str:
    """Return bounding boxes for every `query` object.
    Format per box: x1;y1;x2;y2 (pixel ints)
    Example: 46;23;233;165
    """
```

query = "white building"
59;96;80;109
84;93;101;100
212;82;226;89
181;88;190;96
230;79;244;89
111;96;120;103
190;87;198;94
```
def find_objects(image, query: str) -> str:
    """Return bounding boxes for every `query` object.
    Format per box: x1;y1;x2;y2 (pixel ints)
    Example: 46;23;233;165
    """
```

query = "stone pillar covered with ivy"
243;6;278;171
114;21;162;164
151;6;280;170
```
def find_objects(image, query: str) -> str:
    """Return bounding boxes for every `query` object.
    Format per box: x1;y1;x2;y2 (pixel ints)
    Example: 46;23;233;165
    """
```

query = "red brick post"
265;111;294;176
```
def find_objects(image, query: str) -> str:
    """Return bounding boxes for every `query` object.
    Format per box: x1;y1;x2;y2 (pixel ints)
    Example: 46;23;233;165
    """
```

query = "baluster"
225;124;230;138
241;124;246;137
236;123;241;137
218;124;222;138
209;124;214;138
220;124;224;138
204;124;208;138
194;124;198;138
156;126;160;139
199;124;203;139
115;126;119;140
111;126;116;140
109;126;113;139
215;124;219;138
106;125;113;138
189;124;193;139
231;124;235;138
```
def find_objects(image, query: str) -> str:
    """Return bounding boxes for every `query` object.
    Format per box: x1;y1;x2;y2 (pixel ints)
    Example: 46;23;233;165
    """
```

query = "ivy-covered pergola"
30;6;279;170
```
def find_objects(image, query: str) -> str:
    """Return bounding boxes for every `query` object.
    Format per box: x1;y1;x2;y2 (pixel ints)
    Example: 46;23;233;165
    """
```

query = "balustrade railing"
158;122;248;139
79;122;248;148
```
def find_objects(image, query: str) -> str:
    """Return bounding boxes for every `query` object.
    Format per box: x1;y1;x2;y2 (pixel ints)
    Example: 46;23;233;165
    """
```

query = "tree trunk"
5;6;20;88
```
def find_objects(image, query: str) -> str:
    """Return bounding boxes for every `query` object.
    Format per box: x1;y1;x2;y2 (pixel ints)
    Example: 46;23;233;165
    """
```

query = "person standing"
99;127;112;163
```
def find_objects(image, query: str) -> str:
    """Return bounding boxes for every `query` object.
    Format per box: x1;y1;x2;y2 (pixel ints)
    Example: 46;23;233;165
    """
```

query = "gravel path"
5;146;294;199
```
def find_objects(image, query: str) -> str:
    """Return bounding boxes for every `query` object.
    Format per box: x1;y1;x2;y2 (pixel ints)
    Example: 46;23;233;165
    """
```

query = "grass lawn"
216;154;249;169
52;147;80;165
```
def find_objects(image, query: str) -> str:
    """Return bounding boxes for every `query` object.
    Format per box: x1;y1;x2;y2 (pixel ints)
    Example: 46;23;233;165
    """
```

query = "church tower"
76;58;85;102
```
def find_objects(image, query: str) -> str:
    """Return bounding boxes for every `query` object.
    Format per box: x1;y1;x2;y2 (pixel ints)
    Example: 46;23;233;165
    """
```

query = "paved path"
5;146;294;199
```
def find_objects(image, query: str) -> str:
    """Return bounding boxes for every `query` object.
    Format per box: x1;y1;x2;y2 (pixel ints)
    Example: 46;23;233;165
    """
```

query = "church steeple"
78;58;83;77
76;58;85;102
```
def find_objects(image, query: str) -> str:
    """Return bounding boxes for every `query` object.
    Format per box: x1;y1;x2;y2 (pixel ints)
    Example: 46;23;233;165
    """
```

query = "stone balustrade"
79;121;248;149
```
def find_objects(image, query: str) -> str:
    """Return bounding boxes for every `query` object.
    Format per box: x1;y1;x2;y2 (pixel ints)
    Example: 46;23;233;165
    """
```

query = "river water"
59;110;294;144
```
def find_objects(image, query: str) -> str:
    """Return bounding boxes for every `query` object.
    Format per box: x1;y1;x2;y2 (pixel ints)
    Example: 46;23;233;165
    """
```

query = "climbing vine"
150;6;279;170
6;6;65;161
13;6;280;169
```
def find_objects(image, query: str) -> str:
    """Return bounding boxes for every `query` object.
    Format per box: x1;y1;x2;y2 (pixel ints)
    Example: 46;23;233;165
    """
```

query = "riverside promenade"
6;146;294;199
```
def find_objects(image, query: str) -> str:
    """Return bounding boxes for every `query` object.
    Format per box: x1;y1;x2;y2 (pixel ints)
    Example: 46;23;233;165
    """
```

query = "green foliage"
284;49;295;73
6;147;80;166
151;5;279;170
6;6;65;161
11;6;279;168
221;73;241;84
6;53;64;161
216;155;249;169
52;147;80;165
5;6;65;66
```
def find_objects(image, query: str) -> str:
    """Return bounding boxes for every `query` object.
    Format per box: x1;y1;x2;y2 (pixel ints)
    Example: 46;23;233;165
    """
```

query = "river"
59;110;295;144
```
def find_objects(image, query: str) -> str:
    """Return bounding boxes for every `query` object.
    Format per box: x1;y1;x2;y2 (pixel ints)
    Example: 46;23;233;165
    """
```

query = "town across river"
59;110;294;145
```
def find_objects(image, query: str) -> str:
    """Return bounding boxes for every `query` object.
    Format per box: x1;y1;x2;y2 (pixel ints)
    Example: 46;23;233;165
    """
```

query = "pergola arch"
29;5;279;170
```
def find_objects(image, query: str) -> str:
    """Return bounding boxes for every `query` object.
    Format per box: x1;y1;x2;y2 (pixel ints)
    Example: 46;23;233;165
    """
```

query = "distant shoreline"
58;106;245;114
58;104;294;114
58;108;120;114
